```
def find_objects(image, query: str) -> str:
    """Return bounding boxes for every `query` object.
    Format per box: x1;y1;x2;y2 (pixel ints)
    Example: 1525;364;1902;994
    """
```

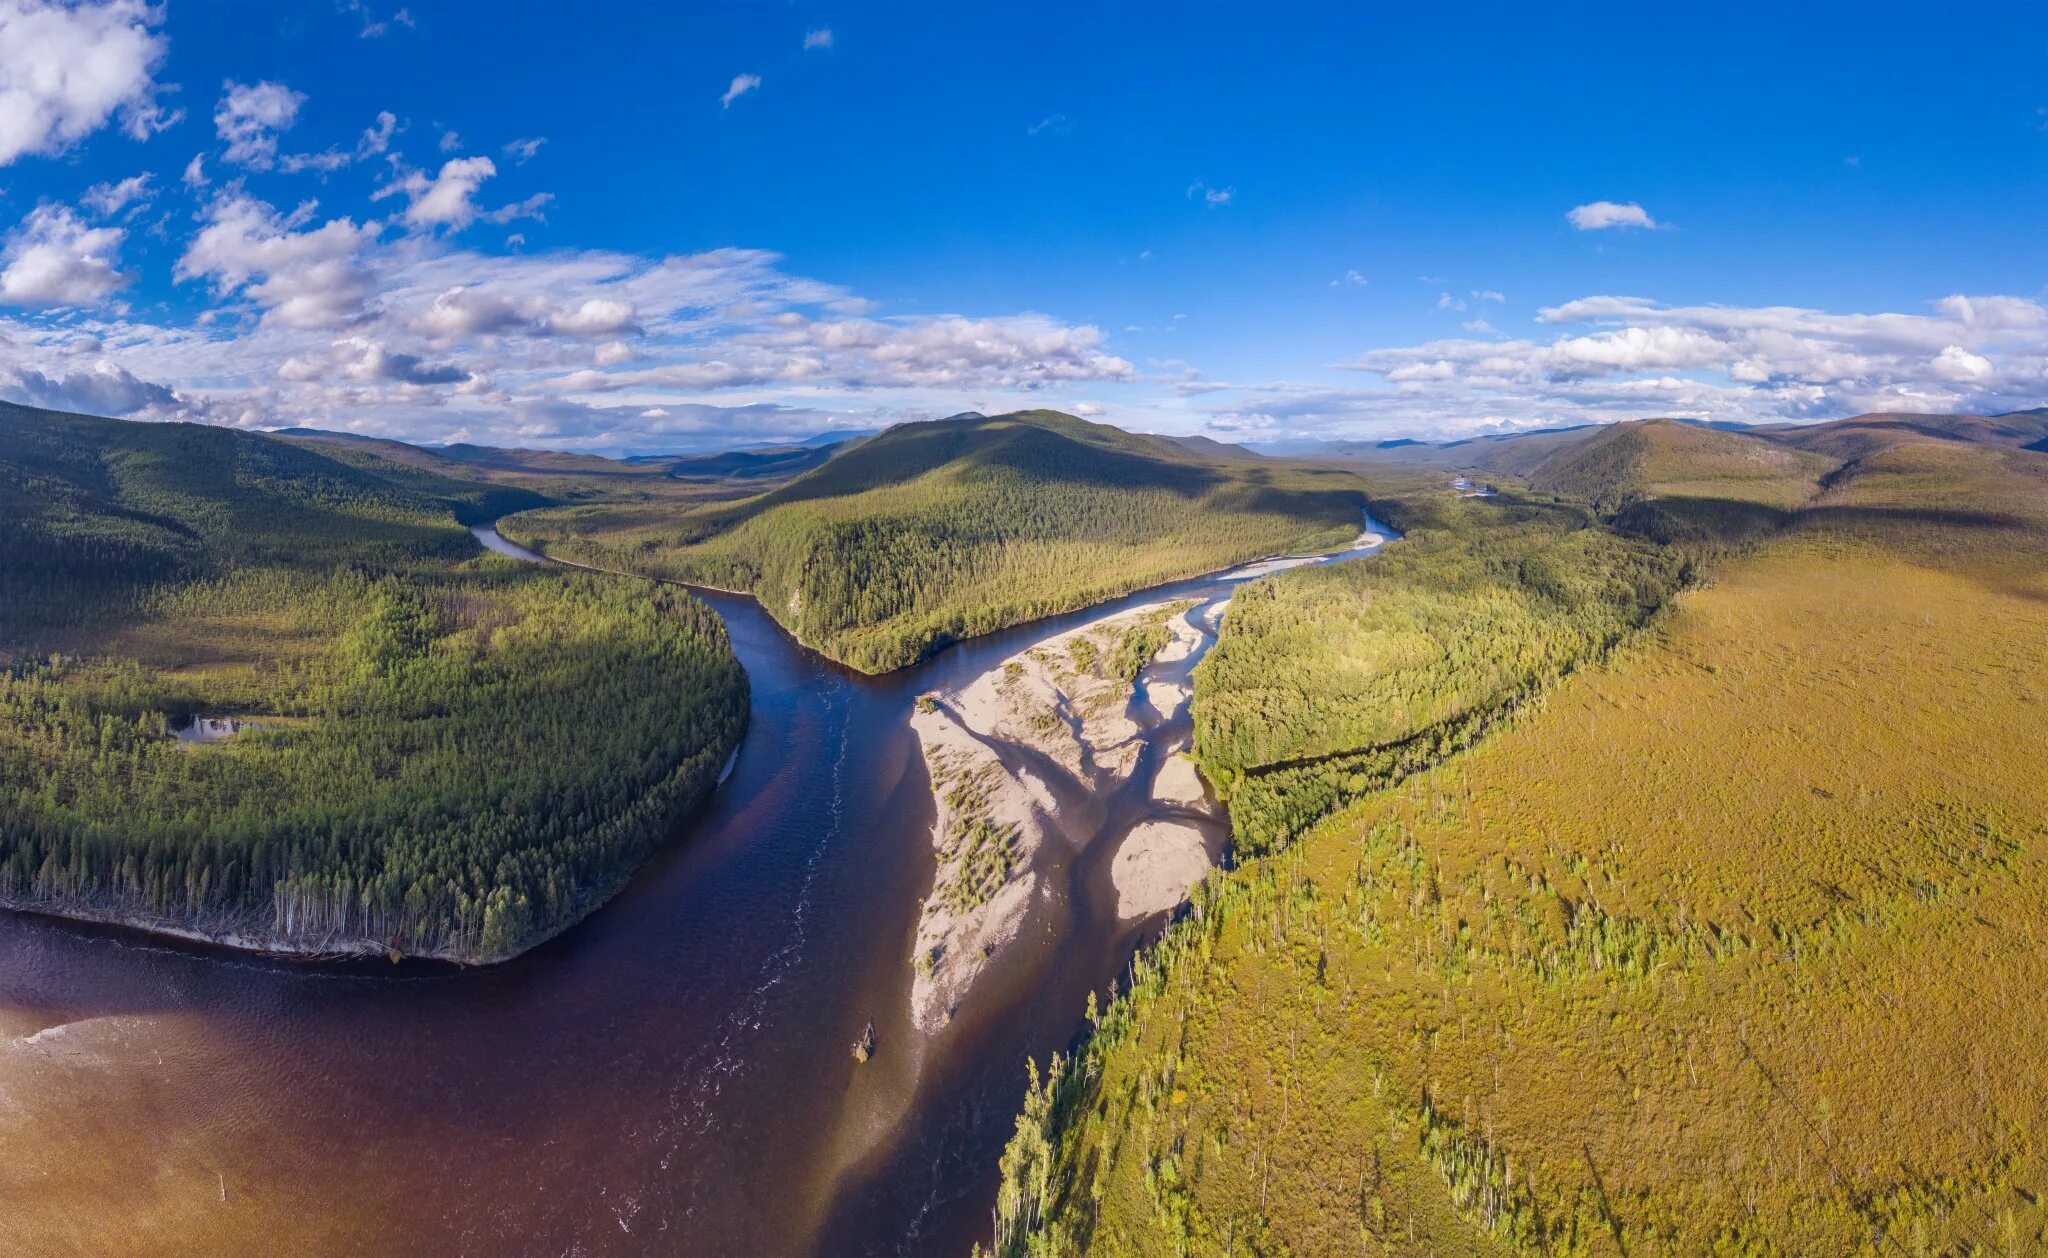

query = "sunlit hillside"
501;410;1381;671
995;417;2048;1256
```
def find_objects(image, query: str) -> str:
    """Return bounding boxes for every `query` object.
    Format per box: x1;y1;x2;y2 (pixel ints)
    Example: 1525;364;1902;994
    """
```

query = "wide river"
0;519;1390;1255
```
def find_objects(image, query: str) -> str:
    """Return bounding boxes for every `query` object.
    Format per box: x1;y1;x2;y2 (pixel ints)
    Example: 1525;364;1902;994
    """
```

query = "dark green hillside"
502;410;1377;671
0;405;747;961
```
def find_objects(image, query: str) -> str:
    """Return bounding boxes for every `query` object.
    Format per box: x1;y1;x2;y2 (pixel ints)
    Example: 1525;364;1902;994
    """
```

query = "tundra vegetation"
499;411;1375;672
990;413;2048;1256
0;404;748;961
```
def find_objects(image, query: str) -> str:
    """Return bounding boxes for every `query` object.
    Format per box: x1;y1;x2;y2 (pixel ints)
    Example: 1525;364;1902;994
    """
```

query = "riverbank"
0;896;440;963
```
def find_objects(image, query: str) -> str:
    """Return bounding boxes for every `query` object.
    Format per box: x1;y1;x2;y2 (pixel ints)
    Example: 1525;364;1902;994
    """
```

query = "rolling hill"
500;409;1381;671
0;403;747;962
994;412;2048;1256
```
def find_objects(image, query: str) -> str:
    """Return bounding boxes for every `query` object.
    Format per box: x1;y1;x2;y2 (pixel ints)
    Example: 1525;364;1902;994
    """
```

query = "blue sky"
2;1;2047;451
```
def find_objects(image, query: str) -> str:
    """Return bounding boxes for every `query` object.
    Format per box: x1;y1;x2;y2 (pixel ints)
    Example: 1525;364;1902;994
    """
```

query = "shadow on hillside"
1793;503;2034;535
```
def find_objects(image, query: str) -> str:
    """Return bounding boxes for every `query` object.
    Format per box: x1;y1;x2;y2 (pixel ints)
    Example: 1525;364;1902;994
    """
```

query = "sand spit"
1150;749;1209;808
1110;822;1212;920
1216;527;1385;584
907;600;1194;1032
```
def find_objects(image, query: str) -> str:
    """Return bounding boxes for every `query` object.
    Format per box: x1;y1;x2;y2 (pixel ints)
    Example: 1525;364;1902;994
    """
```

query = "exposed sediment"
907;599;1195;1032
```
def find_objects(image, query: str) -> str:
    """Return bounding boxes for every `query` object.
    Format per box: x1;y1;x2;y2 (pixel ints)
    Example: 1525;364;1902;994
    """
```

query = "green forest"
1195;486;1692;856
0;404;747;961
500;410;1376;672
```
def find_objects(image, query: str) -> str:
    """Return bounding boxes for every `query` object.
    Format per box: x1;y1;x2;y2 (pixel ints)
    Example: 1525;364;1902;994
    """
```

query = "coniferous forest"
0;404;747;961
502;410;1378;672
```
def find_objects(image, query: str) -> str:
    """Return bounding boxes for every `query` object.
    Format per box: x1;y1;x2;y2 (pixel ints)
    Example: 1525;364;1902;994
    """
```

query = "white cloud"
4;358;173;414
1473;289;1505;303
0;0;170;166
182;152;207;187
215;80;306;169
1286;290;2048;435
1185;181;1234;207
1934;294;2048;332
176;192;381;329
331;335;467;384
82;172;152;217
503;136;544;163
721;74;761;109
1028;114;1075;137
340;0;414;38
360;111;397;155
438;128;461;152
1329;269;1366;288
372;157;548;231
274;108;398;175
803;27;832;49
1566;200;1659;231
551;312;1135;393
0;203;128;306
1931;345;1994;382
408;285;635;341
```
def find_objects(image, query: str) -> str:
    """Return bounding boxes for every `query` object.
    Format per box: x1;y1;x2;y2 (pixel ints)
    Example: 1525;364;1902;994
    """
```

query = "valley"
3;402;2044;1256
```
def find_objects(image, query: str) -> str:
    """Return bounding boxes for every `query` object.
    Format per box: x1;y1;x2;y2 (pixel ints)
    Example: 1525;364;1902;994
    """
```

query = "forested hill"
500;409;1378;671
1;404;547;636
0;405;747;962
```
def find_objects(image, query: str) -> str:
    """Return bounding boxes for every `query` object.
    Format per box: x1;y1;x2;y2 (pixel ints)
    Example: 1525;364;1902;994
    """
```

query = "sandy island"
904;520;1392;1031
907;599;1205;1031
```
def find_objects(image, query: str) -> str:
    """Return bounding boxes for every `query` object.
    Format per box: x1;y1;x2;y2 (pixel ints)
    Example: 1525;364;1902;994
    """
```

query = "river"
0;518;1391;1255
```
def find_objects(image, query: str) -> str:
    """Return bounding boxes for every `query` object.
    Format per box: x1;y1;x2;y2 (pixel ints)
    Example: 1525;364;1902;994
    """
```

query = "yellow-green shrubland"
994;420;2048;1256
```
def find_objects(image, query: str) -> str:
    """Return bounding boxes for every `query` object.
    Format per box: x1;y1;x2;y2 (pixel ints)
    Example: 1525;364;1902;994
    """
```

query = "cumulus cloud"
82;172;152;217
176;192;381;328
0;203;128;306
4;358;174;414
503;135;544;163
803;27;832;49
215;80;306;168
1279;291;2048;435
409;285;636;341
4;184;1137;450
1566;200;1659;230
548;312;1133;395
1931;345;1994;382
182;152;207;187
1186;181;1233;206
331;335;467;384
0;0;170;166
373;156;551;231
721;74;760;108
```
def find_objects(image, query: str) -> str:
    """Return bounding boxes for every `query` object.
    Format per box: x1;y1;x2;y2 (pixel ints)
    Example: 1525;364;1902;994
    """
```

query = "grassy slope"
0;404;747;961
997;419;2048;1255
501;410;1377;672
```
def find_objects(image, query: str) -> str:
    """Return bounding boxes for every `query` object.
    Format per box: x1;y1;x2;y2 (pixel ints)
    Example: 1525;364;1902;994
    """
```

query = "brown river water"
0;520;1388;1256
